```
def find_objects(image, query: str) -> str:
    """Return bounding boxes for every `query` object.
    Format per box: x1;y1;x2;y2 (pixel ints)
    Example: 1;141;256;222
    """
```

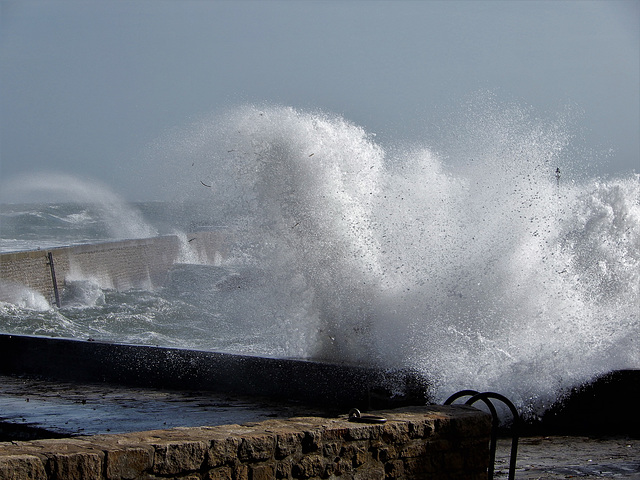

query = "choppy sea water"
1;101;638;418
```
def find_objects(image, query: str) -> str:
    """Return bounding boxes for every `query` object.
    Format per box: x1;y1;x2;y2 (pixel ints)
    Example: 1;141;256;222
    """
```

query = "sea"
1;102;638;419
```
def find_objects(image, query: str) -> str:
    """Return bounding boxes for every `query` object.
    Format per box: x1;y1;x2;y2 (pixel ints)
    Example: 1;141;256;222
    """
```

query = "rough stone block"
424;438;453;452
238;434;275;462
352;445;368;467
207;437;241;467
250;463;275;480
321;441;340;458
45;450;104;480
346;423;383;441
300;430;321;453
104;446;153;480
205;466;233;480
353;461;385;480
339;444;368;467
370;443;397;462
384;459;404;479
448;407;493;436
275;431;304;459
275;460;292;479
331;456;351;477
0;454;47;480
399;442;427;459
292;454;324;478
321;425;349;441
236;463;251;480
403;455;436;477
407;418;434;438
152;440;207;475
382;421;410;443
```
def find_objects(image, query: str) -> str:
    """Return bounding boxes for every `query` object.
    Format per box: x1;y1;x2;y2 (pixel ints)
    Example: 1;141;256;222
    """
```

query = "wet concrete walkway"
0;375;328;439
495;436;639;479
1;375;638;478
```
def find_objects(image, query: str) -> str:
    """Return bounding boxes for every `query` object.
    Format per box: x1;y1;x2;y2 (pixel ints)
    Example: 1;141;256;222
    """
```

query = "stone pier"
0;406;491;480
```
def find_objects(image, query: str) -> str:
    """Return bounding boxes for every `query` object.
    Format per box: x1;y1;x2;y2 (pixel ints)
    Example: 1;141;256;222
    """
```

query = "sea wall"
0;334;430;410
0;406;491;480
0;232;226;306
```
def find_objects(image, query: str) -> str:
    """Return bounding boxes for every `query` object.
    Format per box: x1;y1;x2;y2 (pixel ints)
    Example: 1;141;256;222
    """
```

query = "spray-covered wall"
0;232;225;307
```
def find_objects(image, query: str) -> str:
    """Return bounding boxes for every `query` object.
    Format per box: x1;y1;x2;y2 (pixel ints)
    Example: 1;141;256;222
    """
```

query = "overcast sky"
1;0;638;201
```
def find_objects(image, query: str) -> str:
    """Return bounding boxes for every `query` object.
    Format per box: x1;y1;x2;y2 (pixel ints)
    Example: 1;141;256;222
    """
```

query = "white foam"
0;281;52;311
151;102;638;411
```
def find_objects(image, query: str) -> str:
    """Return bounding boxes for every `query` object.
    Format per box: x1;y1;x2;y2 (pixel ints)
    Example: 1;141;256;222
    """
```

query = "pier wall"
0;232;226;305
0;406;491;480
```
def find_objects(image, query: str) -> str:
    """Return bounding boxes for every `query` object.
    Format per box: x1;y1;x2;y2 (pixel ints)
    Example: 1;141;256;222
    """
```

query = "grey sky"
1;0;638;200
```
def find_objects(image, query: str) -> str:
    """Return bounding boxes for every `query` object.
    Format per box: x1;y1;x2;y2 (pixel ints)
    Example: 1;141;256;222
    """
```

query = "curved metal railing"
445;390;519;480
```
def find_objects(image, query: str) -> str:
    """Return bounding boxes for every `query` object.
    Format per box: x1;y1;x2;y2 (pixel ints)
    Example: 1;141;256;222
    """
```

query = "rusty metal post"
47;252;61;308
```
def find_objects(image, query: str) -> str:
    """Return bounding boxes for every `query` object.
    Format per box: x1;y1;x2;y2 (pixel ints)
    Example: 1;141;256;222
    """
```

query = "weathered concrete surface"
494;435;639;479
0;405;492;480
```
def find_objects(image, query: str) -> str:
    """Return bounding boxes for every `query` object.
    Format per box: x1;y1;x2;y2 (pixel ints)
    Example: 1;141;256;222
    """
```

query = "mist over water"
1;99;638;414
0;174;157;249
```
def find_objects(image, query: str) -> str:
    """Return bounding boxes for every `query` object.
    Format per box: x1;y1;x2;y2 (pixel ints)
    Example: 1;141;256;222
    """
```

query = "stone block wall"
0;406;491;480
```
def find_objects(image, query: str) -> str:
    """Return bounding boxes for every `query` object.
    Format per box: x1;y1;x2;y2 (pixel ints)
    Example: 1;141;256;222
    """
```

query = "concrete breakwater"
0;232;226;306
0;406;491;480
0;334;429;411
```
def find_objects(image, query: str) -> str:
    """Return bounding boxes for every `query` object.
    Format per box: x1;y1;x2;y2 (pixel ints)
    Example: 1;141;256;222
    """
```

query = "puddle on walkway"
0;375;331;440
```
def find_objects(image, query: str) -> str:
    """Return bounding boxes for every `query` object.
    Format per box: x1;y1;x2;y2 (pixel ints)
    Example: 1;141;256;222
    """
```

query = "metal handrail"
444;390;519;480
